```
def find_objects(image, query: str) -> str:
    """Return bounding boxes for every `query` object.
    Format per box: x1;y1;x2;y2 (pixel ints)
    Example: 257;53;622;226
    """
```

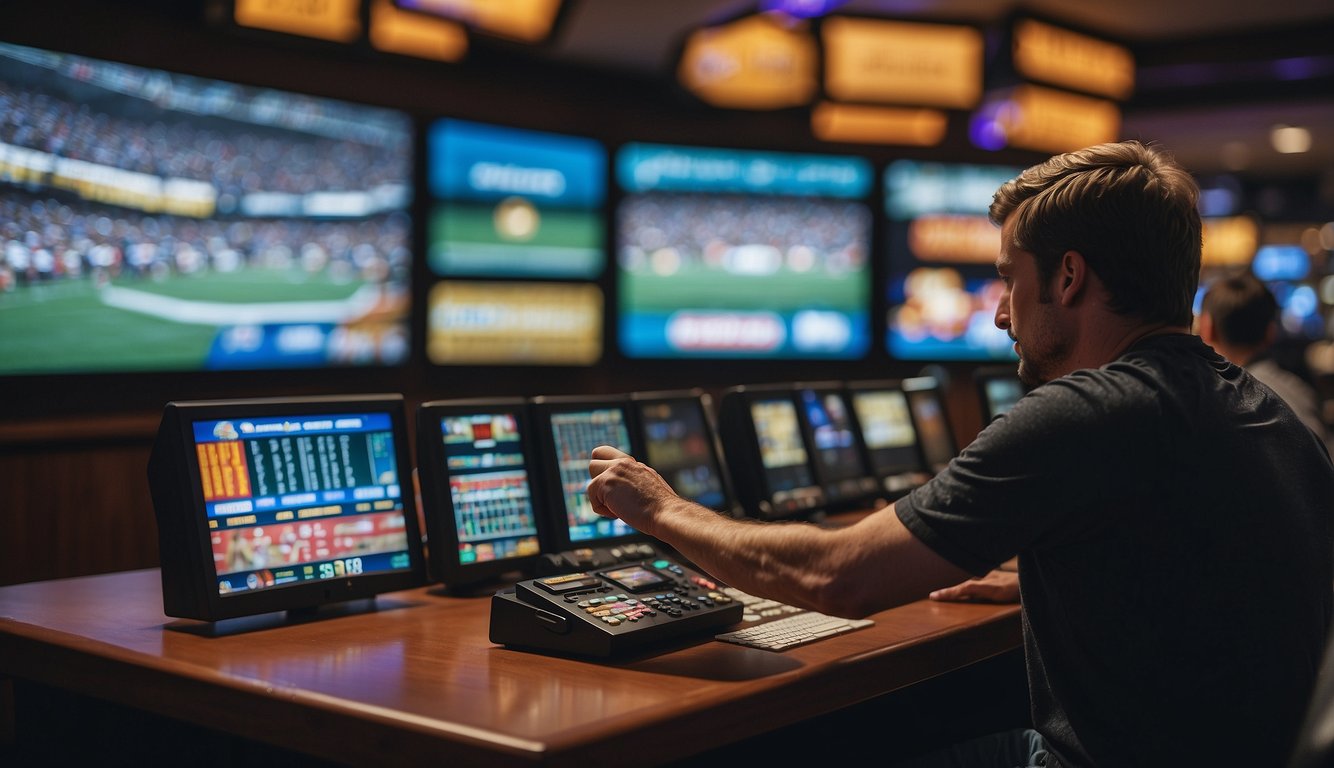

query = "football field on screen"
620;266;867;314
0;271;363;374
429;203;604;277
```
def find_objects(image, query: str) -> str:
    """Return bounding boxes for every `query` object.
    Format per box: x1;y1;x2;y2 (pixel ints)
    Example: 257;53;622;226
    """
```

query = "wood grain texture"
0;569;1020;766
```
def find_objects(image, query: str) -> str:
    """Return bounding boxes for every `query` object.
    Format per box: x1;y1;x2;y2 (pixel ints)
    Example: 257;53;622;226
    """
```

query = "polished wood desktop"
0;568;1021;767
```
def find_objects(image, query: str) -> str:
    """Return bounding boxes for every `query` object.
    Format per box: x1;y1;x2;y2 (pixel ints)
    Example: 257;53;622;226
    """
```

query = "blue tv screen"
0;42;414;374
616;143;872;359
426;118;606;279
884;160;1020;362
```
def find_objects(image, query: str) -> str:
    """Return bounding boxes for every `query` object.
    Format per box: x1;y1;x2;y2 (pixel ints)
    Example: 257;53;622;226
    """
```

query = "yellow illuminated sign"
678;14;817;110
1013;19;1134;101
811;102;946;146
234;0;362;43
404;0;561;43
822;18;983;109
1201;216;1259;267
370;0;468;62
984;84;1120;154
428;281;603;365
907;215;1002;264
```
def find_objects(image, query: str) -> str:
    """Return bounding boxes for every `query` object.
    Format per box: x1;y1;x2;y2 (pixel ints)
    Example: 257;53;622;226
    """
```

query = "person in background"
1199;272;1330;449
588;141;1334;768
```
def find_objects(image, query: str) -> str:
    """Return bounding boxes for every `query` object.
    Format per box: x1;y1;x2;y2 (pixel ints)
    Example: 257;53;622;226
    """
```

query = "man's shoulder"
1247;358;1316;399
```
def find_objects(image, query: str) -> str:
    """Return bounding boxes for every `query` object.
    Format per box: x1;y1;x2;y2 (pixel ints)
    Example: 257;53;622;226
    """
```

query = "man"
588;141;1334;767
1199;272;1329;448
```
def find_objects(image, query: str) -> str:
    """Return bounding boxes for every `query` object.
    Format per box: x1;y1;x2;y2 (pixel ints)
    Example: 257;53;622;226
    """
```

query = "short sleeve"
895;370;1160;575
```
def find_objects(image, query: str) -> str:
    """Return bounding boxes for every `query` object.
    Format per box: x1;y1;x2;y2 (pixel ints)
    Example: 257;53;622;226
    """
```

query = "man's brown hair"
990;141;1202;326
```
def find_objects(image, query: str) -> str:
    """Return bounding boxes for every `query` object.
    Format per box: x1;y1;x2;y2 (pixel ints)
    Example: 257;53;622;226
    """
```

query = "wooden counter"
0;569;1021;766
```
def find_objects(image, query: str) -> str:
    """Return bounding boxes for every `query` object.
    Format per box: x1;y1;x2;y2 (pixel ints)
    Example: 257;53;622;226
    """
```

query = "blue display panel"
0;42;414;374
190;412;413;597
799;389;864;485
637;399;727;511
549;408;634;543
440;412;541;566
427;118;606;279
884;160;1020;361
617;143;872;359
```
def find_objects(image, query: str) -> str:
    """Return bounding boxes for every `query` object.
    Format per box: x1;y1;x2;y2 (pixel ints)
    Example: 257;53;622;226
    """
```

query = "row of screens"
718;377;960;521
0;39;1029;377
7;41;1324;380
150;375;1026;620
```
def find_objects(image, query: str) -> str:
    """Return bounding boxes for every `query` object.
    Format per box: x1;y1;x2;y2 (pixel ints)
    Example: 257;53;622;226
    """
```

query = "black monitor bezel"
792;381;878;510
629;388;738;516
845;379;931;497
901;376;958;474
529;394;645;552
973;365;1030;425
717;383;825;520
150;394;426;622
416;397;546;588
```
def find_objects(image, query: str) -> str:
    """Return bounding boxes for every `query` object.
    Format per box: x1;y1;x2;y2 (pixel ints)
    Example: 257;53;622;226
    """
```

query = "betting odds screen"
982;377;1027;422
799;389;865;486
750;397;814;494
905;389;956;473
439;411;541;565
637;399;727;511
549;408;634;543
850;389;922;477
192;412;413;596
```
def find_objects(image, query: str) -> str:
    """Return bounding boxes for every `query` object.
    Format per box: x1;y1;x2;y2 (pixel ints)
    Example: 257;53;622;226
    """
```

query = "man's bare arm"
587;446;973;618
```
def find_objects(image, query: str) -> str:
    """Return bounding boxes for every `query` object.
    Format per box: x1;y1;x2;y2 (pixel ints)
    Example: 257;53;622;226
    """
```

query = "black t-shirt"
897;334;1334;767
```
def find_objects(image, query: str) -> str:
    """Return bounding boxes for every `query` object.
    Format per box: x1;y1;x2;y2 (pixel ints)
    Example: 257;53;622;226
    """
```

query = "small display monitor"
148;395;425;621
974;366;1028;424
902;376;957;473
531;396;640;549
847;381;929;496
416;399;544;587
616;143;872;360
718;385;824;519
631;390;735;514
795;384;878;509
0;42;414;375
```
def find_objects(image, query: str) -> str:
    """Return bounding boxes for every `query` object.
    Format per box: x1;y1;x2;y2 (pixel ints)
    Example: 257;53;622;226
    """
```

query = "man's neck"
1070;319;1190;373
1212;341;1262;367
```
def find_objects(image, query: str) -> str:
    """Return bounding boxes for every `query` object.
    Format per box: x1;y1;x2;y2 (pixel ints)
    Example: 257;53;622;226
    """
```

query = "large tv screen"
617;143;872;359
884;160;1019;361
427;118;605;279
0;43;414;374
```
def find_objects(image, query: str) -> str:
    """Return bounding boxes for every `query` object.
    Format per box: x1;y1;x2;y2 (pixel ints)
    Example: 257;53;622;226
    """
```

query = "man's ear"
1057;250;1088;307
1198;312;1217;345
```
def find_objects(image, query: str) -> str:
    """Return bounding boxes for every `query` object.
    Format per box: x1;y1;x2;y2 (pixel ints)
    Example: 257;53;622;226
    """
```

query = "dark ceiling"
524;0;1334;181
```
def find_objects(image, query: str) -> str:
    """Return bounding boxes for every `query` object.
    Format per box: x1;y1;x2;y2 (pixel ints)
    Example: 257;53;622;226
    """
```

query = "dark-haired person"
588;141;1334;768
1200;272;1329;450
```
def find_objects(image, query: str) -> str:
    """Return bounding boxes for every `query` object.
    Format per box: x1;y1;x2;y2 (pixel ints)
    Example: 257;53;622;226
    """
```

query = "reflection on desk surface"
0;567;1020;765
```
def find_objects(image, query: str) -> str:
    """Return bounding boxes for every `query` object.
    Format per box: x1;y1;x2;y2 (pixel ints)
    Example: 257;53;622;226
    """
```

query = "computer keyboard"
714;587;874;651
722;586;806;621
715;611;875;651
